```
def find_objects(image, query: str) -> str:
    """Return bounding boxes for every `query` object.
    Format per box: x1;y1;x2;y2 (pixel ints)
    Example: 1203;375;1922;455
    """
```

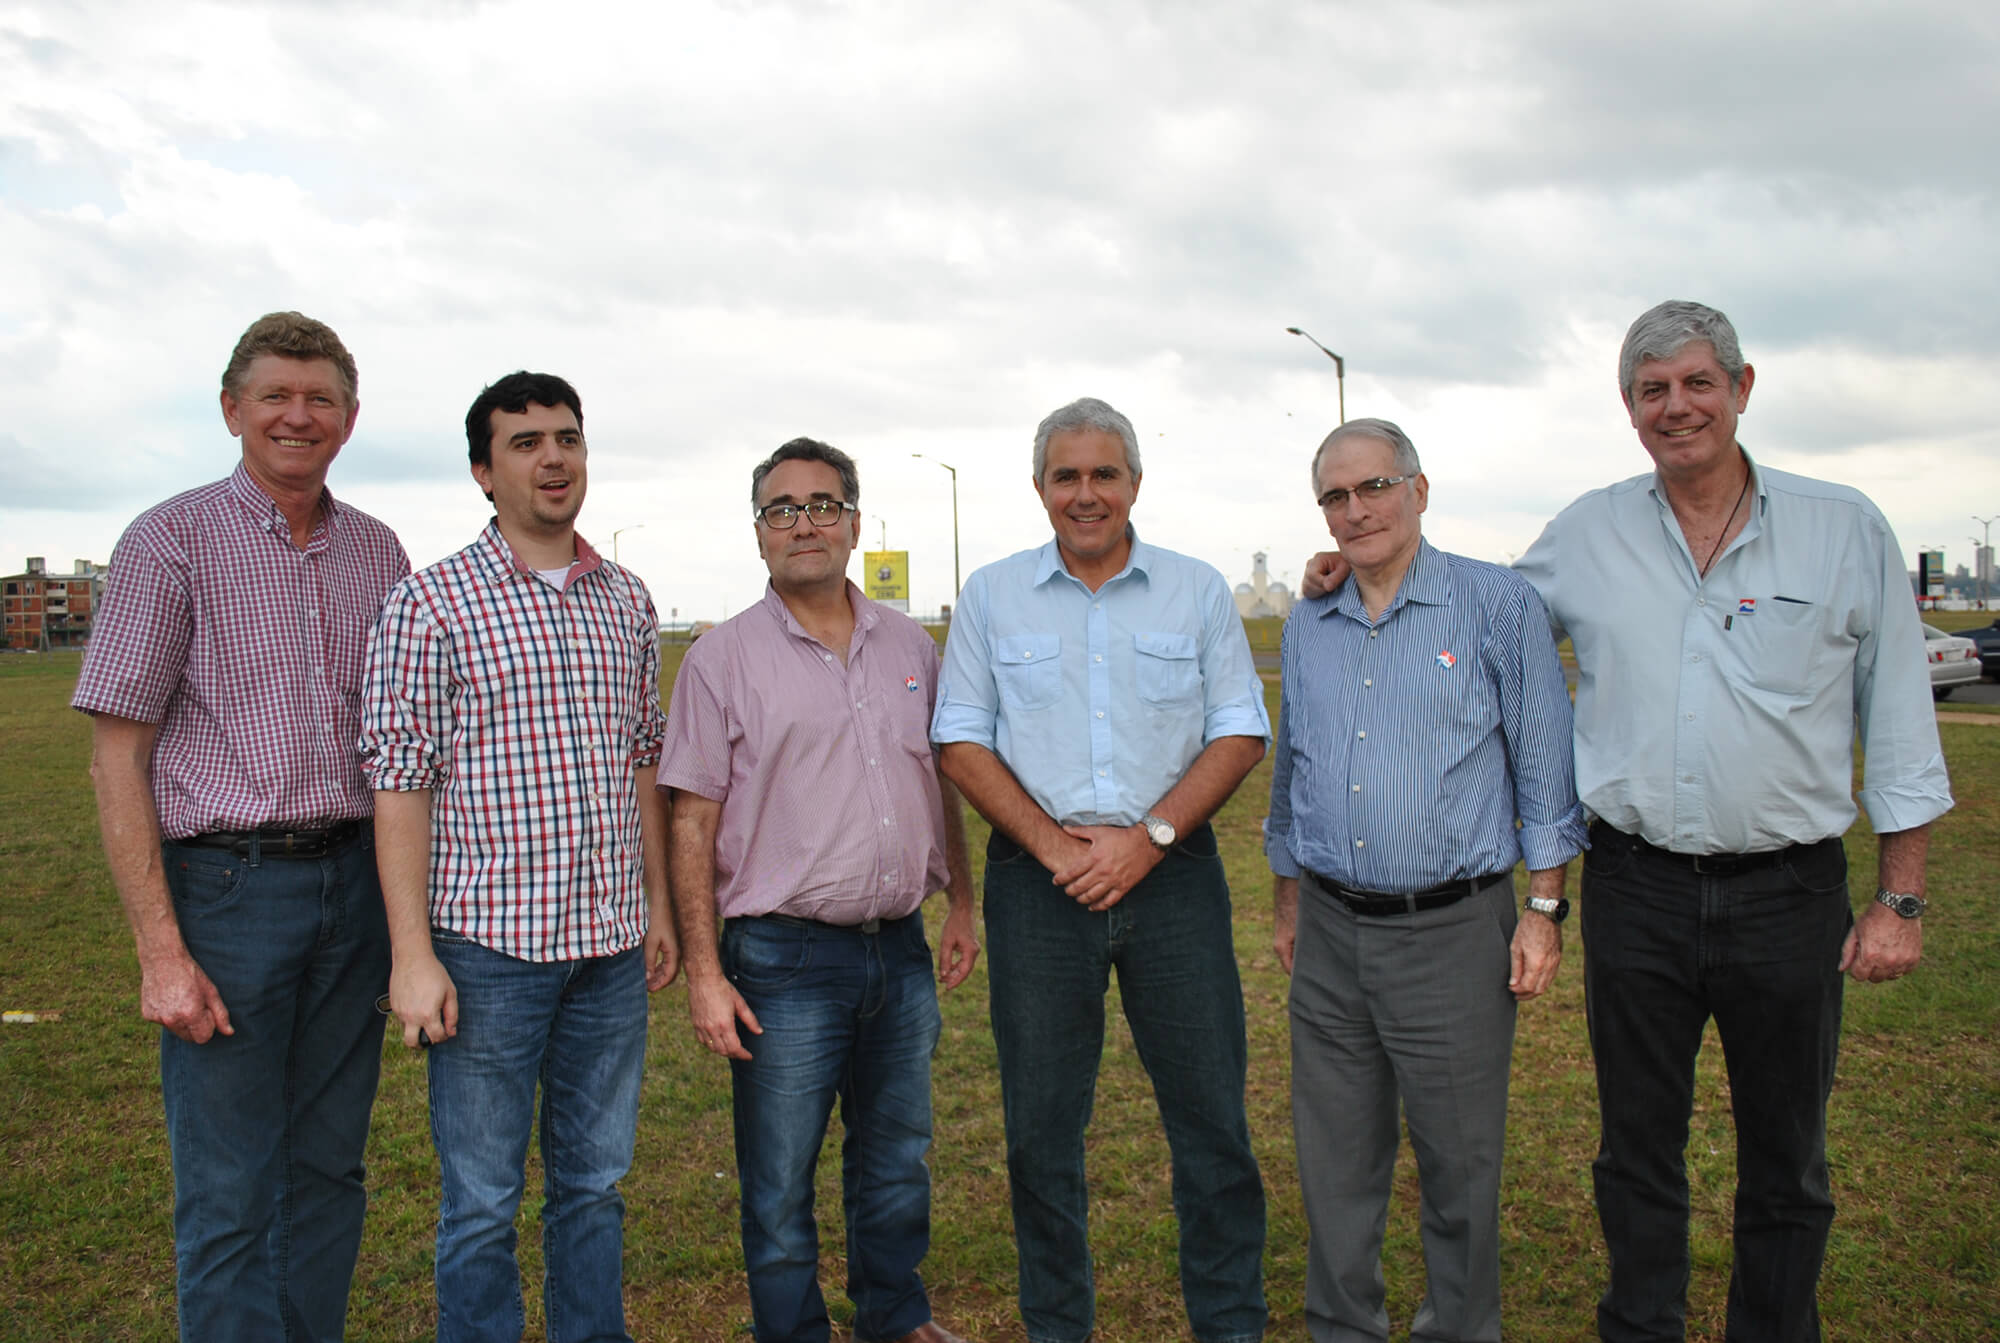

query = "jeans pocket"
1780;840;1848;895
164;848;245;916
1583;829;1638;882
724;923;811;990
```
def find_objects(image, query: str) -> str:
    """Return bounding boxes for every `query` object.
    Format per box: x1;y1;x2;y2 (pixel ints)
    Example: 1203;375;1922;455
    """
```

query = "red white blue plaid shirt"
360;521;667;962
72;464;411;839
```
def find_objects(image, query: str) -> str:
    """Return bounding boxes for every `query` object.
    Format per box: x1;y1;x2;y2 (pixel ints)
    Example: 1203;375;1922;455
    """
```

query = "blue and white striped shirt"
1266;539;1586;891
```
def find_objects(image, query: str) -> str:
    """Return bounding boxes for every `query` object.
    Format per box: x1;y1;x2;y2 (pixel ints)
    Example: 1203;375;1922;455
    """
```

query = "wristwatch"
1525;894;1570;924
1140;813;1177;850
1874;889;1927;919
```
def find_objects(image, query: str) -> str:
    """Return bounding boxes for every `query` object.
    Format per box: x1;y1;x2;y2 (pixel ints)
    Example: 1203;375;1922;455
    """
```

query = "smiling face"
755;457;858;597
472;401;588;541
1035;427;1140;580
220;355;358;500
1316;431;1427;586
1625;340;1755;484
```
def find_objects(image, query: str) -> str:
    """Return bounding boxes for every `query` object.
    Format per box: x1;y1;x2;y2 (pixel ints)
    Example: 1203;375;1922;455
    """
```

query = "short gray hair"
1309;418;1421;495
1618;300;1747;404
1032;397;1142;484
751;437;860;510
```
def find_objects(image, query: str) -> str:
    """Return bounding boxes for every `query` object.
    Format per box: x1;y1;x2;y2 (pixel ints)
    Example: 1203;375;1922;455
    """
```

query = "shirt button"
1686;712;1696;720
1093;654;1103;662
1357;730;1366;739
1021;650;1033;659
1363;678;1372;687
1095;711;1105;719
824;653;834;662
1368;629;1379;638
868;757;878;766
1097;768;1107;777
1354;839;1365;848
881;817;891;826
1690;654;1702;663
1351;784;1361;793
1697;598;1708;607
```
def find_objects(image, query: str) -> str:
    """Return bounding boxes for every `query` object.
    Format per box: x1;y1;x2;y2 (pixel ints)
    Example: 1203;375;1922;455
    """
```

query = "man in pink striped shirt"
74;311;411;1343
660;438;978;1343
362;371;675;1342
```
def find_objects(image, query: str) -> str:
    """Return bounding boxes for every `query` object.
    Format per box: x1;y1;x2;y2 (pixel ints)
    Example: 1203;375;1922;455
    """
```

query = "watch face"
1890;893;1925;918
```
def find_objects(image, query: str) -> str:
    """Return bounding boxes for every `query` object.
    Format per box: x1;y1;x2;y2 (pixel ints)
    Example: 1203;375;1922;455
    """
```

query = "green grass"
2;649;1997;1341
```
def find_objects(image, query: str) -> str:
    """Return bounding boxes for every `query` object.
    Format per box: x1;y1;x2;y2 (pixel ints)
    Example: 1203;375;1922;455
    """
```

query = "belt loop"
245;833;262;868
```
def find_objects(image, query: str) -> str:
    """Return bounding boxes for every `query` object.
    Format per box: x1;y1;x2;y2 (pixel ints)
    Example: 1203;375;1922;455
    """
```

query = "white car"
1923;623;1982;701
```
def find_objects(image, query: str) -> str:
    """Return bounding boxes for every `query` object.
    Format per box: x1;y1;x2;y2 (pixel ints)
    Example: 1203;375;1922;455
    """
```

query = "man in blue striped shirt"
1267;418;1586;1343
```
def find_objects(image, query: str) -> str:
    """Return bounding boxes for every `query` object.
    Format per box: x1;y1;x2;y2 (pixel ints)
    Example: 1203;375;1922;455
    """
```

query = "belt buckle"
860;918;882;935
1689;852;1735;876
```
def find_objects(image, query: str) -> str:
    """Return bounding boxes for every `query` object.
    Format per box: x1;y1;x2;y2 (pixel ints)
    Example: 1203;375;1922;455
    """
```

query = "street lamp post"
1286;326;1346;424
912;454;961;602
611;523;645;564
1974;515;1997;609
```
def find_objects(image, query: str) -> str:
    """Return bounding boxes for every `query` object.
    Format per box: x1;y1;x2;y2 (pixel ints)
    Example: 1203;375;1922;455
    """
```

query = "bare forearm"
1526;864;1568;902
372;789;437;958
938;741;1069;868
89;715;182;964
1149;735;1266;835
938;776;975;915
1877;825;1930;899
667;790;725;978
638;769;672;919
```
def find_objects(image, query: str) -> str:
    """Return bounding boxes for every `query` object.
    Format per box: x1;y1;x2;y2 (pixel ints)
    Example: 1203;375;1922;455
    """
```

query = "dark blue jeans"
426;936;648;1343
1582;827;1851;1343
159;831;390;1343
983;826;1268;1343
723;912;942;1343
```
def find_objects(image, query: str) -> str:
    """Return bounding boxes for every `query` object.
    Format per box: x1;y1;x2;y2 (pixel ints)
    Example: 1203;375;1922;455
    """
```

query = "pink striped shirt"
72;465;411;838
657;582;951;923
359;523;667;963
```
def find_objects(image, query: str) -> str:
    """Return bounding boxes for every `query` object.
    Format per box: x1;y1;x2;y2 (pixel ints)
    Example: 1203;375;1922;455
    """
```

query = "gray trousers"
1290;872;1519;1343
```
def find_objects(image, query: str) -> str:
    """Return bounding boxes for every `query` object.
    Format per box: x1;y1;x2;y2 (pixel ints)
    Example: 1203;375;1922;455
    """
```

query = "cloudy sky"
6;0;1998;618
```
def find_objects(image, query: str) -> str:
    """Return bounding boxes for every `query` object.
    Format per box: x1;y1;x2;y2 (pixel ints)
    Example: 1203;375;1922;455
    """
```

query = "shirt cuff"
364;759;442;792
1857;774;1954;835
1518;807;1590;871
929;703;999;751
1204;705;1272;745
1264;831;1303;879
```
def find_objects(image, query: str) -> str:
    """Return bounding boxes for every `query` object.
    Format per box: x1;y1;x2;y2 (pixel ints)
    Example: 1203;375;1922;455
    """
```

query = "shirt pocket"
1134;631;1201;706
991;632;1062;711
1735;596;1821;697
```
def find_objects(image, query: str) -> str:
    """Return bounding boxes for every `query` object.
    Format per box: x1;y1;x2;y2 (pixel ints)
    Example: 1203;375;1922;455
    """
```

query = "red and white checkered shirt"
72;464;411;839
360;522;667;963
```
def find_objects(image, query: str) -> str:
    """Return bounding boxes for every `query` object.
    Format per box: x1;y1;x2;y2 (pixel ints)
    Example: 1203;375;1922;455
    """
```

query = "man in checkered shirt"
361;371;676;1342
74;311;411;1342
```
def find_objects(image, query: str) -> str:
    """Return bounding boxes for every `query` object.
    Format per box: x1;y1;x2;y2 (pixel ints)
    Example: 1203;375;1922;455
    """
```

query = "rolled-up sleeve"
1852;511;1953;833
1493;577;1588;870
359;580;451;793
930;571;1002;750
1196;569;1271;745
630;585;667;768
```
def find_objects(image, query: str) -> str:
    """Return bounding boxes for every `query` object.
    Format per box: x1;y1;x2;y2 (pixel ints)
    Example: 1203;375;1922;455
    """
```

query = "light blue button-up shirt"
932;531;1270;827
1515;455;1952;855
1264;539;1587;891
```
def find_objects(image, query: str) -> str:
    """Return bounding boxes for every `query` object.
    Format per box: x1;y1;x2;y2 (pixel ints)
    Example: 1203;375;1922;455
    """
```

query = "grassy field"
2;646;1996;1341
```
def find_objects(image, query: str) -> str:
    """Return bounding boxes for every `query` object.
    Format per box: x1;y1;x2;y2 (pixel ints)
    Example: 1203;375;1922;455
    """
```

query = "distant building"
3;557;105;651
1233;551;1293;620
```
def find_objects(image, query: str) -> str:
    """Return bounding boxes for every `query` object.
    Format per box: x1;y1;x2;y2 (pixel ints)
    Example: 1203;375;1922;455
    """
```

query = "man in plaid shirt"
361;371;677;1342
74;311;410;1342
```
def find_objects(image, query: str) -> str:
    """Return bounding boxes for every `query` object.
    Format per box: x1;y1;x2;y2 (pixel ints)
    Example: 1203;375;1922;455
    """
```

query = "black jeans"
1581;826;1851;1343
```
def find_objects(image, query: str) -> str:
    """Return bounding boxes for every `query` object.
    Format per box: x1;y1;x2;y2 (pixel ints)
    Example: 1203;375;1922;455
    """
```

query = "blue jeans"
426;934;648;1343
159;831;390;1343
983;826;1268;1343
723;912;942;1343
1582;826;1850;1343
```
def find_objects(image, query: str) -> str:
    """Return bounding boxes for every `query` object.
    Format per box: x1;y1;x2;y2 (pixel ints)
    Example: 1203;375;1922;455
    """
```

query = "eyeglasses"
754;499;857;529
1316;475;1411;509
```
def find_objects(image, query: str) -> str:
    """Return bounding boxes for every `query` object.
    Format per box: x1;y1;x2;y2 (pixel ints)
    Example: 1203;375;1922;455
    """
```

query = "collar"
226;462;338;550
1320;537;1448;624
759;578;877;641
1032;525;1152;589
1648;445;1768;515
471;518;604;587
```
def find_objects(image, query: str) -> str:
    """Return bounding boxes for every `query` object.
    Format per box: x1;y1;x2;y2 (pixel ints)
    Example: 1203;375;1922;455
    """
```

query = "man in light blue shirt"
933;396;1270;1343
1514;301;1953;1343
1269;418;1586;1343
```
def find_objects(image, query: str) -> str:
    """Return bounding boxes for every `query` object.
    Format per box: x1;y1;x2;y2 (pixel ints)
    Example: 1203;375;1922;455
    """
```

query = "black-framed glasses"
1317;475;1410;509
754;499;857;529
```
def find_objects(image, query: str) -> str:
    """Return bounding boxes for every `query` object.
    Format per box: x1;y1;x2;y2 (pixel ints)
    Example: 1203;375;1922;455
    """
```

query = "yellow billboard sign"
865;550;909;611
